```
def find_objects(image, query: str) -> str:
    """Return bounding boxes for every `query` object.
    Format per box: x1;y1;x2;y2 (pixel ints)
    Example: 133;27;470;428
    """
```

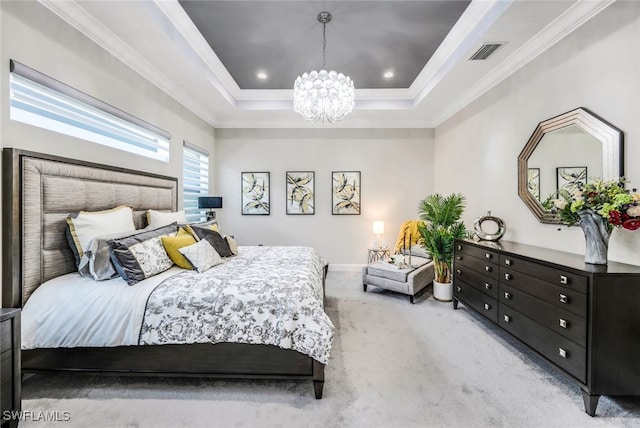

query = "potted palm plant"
417;193;467;301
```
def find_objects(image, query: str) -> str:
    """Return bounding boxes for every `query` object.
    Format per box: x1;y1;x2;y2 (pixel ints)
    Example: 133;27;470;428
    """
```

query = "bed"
1;148;332;398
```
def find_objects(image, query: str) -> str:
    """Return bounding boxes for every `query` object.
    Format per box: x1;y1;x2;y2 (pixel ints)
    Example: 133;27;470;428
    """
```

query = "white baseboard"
328;264;364;272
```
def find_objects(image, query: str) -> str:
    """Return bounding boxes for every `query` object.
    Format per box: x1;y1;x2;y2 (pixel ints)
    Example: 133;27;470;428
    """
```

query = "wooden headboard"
2;149;178;307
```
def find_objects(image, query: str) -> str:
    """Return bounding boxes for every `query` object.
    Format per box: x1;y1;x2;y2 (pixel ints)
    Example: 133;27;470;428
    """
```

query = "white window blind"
9;60;170;162
183;142;210;222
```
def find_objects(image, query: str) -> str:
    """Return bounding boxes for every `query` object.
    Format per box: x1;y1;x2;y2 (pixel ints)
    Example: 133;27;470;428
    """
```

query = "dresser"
1;309;20;428
452;239;640;416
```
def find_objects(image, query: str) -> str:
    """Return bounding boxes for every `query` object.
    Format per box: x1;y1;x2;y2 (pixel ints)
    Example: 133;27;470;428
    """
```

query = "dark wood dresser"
452;239;640;416
1;309;20;428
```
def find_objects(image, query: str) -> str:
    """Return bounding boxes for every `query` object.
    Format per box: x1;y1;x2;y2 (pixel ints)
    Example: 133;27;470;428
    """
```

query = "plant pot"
433;280;453;302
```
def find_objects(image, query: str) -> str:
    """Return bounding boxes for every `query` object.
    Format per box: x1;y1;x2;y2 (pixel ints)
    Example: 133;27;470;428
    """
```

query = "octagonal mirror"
518;107;624;224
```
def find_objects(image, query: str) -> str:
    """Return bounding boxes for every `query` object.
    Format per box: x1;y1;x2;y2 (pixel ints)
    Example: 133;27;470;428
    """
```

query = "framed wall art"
527;167;540;200
556;166;587;193
332;171;360;215
241;172;270;215
286;171;315;215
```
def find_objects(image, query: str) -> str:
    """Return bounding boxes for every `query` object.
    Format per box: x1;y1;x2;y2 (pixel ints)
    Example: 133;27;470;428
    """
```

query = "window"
9;60;170;162
183;142;210;222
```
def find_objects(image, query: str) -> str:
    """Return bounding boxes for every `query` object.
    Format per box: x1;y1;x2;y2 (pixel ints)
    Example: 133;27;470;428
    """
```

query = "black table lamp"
198;196;223;221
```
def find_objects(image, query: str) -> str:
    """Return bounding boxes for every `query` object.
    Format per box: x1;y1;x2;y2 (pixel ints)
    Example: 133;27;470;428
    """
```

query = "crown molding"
431;0;616;127
38;0;221;128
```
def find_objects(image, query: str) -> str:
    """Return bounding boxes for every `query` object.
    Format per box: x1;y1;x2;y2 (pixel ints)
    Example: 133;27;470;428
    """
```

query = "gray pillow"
190;226;233;257
107;223;178;285
401;244;432;260
78;229;142;281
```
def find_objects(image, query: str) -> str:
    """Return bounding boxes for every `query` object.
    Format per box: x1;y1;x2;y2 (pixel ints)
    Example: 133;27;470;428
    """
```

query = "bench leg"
410;295;415;304
363;283;368;292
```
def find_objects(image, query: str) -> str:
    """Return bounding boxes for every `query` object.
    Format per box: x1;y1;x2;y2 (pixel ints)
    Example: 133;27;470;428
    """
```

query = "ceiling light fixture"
293;12;354;123
256;71;268;80
383;70;394;79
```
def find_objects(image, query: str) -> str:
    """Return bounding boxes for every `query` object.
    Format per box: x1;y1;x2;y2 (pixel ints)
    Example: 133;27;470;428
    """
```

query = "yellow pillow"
161;234;197;269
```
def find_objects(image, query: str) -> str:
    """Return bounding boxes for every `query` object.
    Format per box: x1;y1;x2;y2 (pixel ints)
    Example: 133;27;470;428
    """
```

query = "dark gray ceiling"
178;1;471;90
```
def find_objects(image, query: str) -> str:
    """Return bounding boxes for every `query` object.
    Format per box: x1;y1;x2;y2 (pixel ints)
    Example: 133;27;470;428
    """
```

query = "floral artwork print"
332;171;360;215
242;172;270;215
286;171;315;214
557;167;587;194
527;168;540;200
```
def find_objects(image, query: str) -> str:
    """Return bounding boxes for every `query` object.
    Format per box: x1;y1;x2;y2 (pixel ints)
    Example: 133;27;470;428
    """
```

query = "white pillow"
147;210;187;228
178;240;223;273
66;205;135;258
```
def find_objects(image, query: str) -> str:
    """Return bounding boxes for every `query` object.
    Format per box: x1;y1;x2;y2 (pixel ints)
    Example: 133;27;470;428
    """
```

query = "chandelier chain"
322;20;327;69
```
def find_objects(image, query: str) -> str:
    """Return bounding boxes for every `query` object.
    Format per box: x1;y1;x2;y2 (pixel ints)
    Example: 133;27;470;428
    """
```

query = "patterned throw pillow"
178;240;223;273
189;227;233;257
107;223;178;285
225;236;239;255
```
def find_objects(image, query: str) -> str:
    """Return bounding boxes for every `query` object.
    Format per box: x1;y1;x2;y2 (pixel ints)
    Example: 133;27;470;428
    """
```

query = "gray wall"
434;1;640;265
214;128;435;268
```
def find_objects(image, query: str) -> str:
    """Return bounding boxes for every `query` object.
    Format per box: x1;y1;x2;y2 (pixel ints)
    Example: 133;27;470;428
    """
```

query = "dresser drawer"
454;254;498;280
500;283;586;347
500;255;587;294
501;268;586;317
498;306;586;383
455;243;499;264
0;320;12;351
1;350;13;410
455;281;498;323
452;262;498;299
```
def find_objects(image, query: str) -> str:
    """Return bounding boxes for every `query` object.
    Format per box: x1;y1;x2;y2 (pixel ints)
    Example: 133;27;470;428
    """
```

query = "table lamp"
198;196;223;221
372;221;384;249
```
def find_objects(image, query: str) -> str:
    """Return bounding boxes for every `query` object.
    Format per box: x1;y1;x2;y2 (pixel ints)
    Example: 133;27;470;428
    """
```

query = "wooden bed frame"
1;148;325;398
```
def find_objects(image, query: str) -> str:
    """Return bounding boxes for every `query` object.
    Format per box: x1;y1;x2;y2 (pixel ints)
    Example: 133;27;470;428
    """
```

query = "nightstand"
1;309;20;428
367;248;390;263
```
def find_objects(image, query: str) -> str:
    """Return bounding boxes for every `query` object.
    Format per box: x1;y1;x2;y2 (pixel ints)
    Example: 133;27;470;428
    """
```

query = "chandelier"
293;12;355;123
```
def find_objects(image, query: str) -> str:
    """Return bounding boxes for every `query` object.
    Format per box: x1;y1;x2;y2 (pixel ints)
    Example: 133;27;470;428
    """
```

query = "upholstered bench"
362;257;435;303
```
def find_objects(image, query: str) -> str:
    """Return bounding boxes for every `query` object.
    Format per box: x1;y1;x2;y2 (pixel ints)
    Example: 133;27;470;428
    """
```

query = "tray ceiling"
39;0;614;128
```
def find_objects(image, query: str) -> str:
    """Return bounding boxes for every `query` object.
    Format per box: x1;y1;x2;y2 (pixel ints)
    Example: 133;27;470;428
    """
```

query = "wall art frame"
332;171;361;215
286;171;315;215
527;167;540;200
241;171;270;215
556;166;587;193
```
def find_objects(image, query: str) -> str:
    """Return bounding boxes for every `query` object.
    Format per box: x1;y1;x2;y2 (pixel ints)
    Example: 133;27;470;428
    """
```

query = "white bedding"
21;267;183;349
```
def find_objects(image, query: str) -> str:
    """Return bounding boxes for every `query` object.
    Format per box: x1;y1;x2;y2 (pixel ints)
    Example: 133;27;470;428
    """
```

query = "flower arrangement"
546;178;640;232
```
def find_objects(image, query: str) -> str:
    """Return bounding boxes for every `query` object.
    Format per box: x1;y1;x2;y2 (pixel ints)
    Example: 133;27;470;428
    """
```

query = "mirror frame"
518;107;624;224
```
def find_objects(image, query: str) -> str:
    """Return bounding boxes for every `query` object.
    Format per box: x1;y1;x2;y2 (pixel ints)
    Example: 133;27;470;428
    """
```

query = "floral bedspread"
139;246;335;364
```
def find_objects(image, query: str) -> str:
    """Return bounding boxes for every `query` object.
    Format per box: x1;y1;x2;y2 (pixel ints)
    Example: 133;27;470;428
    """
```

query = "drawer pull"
559;348;567;358
503;315;511;323
456;286;462;293
505;258;513;266
457;244;462;251
456;269;462;275
484;303;491;311
485;253;492;259
484;283;492;290
504;273;512;280
559;319;567;329
560;275;568;285
456;256;463;260
559;294;568;304
504;292;512;300
485;266;492;272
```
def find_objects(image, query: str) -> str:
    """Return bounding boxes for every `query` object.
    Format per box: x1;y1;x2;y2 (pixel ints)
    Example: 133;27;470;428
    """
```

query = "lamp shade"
372;221;384;234
198;196;223;209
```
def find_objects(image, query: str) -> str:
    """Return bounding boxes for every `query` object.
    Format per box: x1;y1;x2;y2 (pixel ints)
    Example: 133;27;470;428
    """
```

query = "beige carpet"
19;272;640;427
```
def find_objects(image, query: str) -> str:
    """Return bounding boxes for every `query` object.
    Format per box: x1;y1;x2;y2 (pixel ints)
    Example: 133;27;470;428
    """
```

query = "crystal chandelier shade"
293;12;355;123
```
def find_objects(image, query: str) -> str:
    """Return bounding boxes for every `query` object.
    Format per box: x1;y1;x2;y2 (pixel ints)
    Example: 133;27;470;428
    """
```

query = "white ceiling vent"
469;43;504;60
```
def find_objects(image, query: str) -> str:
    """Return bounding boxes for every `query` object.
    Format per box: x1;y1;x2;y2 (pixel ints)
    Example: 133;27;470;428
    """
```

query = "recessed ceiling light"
383;70;394;79
256;71;268;80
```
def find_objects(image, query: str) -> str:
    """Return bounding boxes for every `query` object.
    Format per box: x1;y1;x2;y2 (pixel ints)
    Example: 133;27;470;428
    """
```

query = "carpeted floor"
19;271;640;427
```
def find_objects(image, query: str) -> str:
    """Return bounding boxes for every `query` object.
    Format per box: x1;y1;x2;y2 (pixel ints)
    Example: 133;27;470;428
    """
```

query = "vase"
433;280;453;302
577;209;611;265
